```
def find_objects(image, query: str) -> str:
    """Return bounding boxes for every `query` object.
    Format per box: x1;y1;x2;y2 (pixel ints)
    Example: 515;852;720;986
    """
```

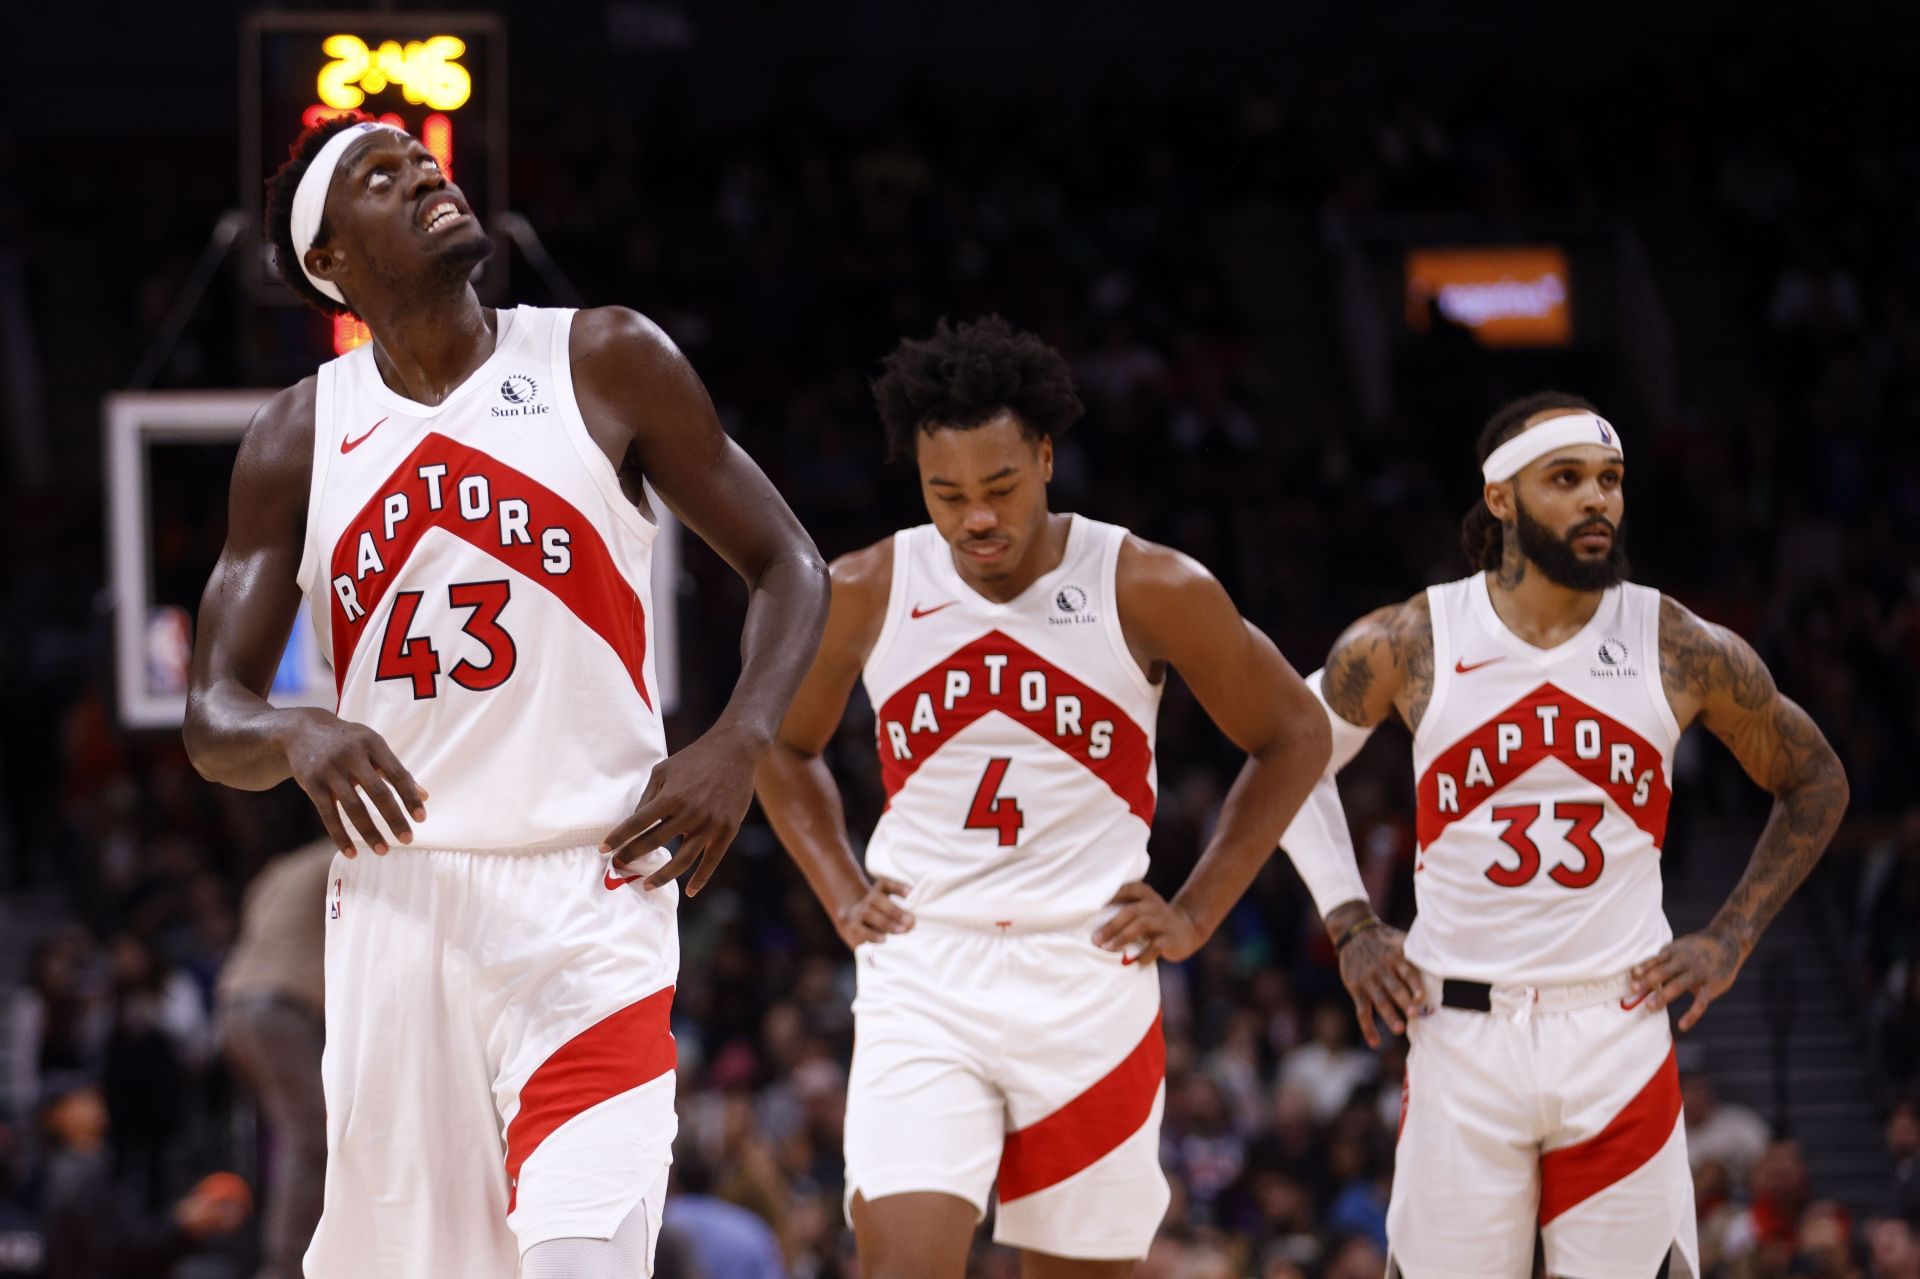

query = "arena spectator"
102;934;207;1207
662;1150;789;1279
0;1122;45;1277
5;936;102;1123
1276;1004;1377;1127
1685;1067;1774;1190
1796;1201;1862;1278
1723;1140;1816;1272
1870;1218;1920;1279
217;841;330;1279
37;1074;247;1278
1887;1100;1920;1223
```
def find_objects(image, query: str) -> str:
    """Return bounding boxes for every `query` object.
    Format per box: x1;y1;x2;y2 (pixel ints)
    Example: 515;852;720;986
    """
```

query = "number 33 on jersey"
1406;574;1679;985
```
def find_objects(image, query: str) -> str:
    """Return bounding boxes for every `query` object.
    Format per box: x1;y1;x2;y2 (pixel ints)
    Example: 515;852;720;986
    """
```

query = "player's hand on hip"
836;876;914;949
601;725;761;896
1096;880;1204;967
1337;921;1427;1050
1630;928;1745;1032
277;707;428;856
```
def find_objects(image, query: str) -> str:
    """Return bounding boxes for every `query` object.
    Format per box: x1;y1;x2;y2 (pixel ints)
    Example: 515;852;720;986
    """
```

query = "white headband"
290;123;407;304
1481;411;1623;483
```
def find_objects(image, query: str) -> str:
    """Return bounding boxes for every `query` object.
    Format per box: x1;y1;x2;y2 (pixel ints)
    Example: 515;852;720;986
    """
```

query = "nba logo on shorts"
330;877;343;920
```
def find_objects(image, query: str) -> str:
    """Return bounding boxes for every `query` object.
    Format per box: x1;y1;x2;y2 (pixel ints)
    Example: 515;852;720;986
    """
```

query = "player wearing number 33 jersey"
755;317;1331;1270
1279;392;1848;1279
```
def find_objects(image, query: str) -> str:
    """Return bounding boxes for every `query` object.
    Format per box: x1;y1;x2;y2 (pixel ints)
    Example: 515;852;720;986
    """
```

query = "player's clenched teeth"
418;196;467;233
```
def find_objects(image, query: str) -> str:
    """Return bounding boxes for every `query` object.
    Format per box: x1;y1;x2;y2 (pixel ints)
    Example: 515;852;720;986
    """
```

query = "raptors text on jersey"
861;517;1162;929
1407;573;1682;985
295;307;667;851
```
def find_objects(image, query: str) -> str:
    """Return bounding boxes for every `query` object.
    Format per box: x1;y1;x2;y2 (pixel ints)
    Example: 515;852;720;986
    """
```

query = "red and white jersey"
862;516;1162;929
1408;573;1681;985
294;306;666;851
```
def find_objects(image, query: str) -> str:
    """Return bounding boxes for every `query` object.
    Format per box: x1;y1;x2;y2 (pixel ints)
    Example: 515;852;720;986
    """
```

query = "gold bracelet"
1335;914;1384;951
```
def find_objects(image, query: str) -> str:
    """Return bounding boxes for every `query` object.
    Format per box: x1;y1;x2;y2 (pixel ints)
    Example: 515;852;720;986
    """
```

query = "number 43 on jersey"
375;579;518;699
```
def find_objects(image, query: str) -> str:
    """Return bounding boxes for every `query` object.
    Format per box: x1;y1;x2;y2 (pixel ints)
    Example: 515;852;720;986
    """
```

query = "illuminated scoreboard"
243;12;506;351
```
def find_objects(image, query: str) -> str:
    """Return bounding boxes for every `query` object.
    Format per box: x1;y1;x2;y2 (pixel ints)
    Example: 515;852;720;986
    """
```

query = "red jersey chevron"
1415;682;1671;850
327;432;650;707
874;630;1155;826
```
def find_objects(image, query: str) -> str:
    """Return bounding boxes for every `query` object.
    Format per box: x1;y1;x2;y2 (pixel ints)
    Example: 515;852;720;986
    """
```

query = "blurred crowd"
4;34;1920;1279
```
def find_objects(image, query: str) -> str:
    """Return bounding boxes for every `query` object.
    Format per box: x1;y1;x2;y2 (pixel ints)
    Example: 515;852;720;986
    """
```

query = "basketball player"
183;117;829;1277
1277;392;1849;1277
754;316;1332;1275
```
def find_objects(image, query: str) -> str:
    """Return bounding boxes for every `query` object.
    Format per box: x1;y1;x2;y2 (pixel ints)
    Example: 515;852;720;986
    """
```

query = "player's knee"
850;1194;973;1279
1018;1254;1134;1279
862;1260;956;1279
856;1244;967;1279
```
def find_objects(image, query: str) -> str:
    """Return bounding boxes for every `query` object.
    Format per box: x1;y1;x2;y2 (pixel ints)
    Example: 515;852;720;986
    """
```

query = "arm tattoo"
1658;597;1772;714
1660;598;1850;955
1322;632;1377;725
1321;594;1434;732
1392;593;1434;730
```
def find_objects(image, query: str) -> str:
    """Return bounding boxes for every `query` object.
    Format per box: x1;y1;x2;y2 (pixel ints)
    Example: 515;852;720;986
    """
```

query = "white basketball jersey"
1408;573;1680;985
295;306;666;851
862;516;1162;929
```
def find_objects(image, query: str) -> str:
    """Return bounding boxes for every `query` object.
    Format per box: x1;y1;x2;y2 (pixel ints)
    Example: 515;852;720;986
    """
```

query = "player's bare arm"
754;539;915;948
1314;593;1433;1046
184;380;429;856
1089;537;1332;966
570;306;831;893
1629;597;1849;1029
1320;591;1436;733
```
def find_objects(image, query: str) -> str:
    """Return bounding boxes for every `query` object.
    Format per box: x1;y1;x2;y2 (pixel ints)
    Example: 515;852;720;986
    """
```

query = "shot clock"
241;12;506;350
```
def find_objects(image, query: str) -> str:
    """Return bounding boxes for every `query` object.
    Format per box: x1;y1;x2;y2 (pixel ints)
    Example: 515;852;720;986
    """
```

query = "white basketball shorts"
1387;973;1700;1279
304;842;679;1278
843;917;1169;1260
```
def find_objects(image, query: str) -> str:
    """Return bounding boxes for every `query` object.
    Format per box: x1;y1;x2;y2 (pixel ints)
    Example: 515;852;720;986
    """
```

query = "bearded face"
1513;490;1629;591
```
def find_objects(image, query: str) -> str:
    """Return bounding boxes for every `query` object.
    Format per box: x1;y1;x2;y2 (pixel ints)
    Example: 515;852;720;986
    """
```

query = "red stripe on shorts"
996;1010;1165;1203
1537;1041;1681;1226
504;985;676;1212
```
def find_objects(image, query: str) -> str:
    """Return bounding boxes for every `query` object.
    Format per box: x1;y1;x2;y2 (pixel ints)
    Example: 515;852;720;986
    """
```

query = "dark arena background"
4;2;1920;1276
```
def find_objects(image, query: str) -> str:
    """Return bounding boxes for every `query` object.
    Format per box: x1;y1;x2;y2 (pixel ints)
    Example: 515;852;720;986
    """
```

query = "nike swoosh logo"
1620;992;1649;1012
604;867;640;891
1454;656;1505;674
341;418;387;454
911;601;957;619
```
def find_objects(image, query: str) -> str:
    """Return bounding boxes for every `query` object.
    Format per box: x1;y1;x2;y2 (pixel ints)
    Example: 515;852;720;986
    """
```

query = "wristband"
1335;914;1384;952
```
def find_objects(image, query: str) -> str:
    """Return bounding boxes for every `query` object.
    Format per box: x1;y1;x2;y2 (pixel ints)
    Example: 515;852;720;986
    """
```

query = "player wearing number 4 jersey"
184;116;828;1277
1278;392;1848;1279
755;317;1331;1276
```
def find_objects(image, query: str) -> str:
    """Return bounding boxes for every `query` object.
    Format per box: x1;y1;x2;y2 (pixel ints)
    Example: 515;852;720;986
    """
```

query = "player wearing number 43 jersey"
755;317;1331;1275
1278;392;1848;1279
184;116;828;1277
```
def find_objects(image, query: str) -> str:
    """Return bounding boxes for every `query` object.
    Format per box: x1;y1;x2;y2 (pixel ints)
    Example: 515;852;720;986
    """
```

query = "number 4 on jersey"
375;580;518;699
966;757;1025;847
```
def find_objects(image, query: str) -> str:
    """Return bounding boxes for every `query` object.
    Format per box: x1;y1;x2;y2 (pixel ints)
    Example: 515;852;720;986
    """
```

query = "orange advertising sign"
1406;246;1572;347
